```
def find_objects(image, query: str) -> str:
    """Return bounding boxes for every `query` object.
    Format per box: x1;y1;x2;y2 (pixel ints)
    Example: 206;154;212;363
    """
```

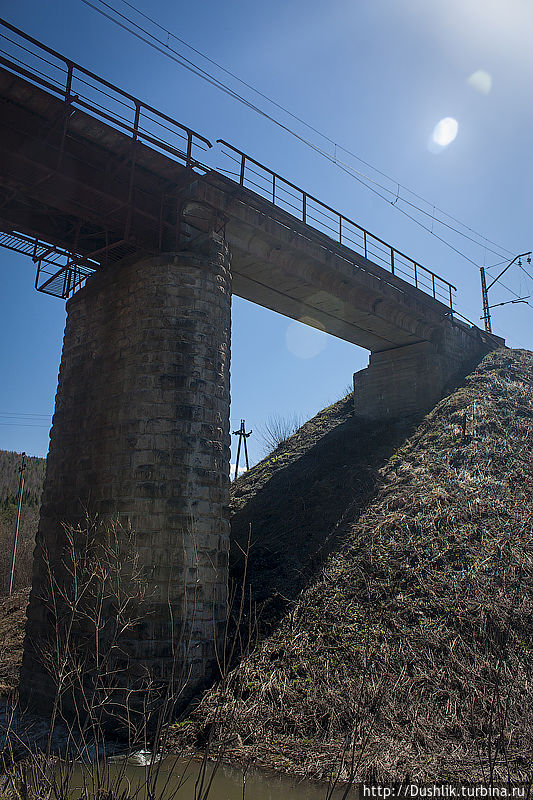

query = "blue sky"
0;0;532;466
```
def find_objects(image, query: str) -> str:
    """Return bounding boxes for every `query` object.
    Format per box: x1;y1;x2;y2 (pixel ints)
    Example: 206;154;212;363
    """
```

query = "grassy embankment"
1;349;532;786
172;348;533;784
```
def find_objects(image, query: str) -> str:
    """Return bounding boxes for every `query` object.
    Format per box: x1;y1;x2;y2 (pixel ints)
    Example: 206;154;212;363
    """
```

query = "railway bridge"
0;19;499;723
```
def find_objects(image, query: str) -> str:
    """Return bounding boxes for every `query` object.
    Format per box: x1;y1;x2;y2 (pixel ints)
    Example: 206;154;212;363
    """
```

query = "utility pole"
480;252;532;333
480;266;492;333
8;452;26;596
232;420;252;481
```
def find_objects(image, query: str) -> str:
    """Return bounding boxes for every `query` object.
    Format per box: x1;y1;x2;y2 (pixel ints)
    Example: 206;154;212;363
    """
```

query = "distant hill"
0;450;46;593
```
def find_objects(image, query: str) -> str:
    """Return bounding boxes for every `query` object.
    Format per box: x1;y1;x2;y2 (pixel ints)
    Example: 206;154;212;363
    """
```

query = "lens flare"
286;317;327;359
431;117;459;147
467;69;492;94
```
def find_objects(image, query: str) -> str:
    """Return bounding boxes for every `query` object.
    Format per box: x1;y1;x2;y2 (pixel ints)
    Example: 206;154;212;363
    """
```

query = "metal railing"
217;140;456;312
0;17;457;312
0;18;212;168
0;230;98;297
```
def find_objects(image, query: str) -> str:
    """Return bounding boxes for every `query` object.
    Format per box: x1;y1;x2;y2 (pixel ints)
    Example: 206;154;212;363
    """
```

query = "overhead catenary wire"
518;263;533;283
485;256;533;311
96;1;516;260
0;411;52;428
5;2;528;331
0;423;51;428
0;411;51;416
453;296;529;348
484;259;532;305
109;0;517;262
79;0;518;266
78;0;533;326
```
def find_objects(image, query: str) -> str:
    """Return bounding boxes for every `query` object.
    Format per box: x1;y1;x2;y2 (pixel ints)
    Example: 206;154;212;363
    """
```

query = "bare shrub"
259;413;302;454
0;518;258;799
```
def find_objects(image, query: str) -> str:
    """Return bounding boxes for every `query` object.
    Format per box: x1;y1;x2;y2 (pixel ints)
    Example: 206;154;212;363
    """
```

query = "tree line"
0;449;46;593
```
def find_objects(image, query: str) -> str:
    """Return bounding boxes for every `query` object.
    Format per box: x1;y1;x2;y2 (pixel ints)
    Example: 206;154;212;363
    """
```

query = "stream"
1;702;357;798
63;755;358;799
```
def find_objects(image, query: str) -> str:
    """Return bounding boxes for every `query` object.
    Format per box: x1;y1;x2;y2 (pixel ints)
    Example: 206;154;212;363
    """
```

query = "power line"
0;411;51;417
519;263;533;282
484;261;532;302
0;422;51;428
454;296;530;348
485;259;508;271
99;1;516;261
79;0;517;266
117;0;517;262
488;273;533;306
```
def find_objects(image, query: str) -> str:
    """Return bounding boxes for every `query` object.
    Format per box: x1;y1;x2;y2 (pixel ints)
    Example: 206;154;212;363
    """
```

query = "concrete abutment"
20;233;232;724
353;326;502;419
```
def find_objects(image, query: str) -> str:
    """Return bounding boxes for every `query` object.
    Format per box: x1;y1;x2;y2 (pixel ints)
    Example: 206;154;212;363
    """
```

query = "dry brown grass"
174;348;533;784
1;349;532;786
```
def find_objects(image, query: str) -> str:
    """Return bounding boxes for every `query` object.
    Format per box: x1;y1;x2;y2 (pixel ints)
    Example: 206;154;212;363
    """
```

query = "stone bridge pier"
20;231;232;725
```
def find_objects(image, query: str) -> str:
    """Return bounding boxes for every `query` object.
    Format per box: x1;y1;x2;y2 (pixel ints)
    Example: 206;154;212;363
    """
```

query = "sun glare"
431;117;459;148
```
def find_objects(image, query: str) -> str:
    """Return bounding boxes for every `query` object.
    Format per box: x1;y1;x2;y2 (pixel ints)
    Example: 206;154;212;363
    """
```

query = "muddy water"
0;701;356;798
66;756;358;799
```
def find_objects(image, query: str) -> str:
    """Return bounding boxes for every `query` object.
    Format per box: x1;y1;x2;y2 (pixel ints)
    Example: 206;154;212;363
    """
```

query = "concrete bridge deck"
188;171;453;352
1;56;460;354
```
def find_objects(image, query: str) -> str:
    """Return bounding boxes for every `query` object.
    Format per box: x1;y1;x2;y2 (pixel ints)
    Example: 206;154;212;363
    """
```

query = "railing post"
65;62;73;103
186;132;192;165
364;230;367;259
272;174;276;204
132;102;140;140
449;285;454;317
58;63;74;168
124;102;141;241
414;263;418;288
391;248;395;275
239;154;245;185
302;194;306;224
62;264;69;299
432;274;436;298
339;216;342;244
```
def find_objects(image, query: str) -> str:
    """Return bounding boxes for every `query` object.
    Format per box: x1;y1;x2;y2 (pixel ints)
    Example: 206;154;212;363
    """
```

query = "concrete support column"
20;232;232;724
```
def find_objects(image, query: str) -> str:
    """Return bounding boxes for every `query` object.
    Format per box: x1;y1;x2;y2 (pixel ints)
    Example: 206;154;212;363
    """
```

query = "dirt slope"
0;450;45;592
176;348;533;784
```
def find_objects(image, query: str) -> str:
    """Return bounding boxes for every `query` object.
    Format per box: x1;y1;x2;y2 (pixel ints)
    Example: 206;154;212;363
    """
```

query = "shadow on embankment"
228;394;417;633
